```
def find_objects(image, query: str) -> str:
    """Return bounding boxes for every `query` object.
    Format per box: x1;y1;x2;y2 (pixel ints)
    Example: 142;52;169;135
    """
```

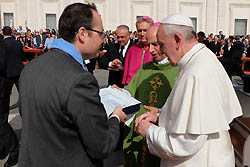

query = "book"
99;87;141;117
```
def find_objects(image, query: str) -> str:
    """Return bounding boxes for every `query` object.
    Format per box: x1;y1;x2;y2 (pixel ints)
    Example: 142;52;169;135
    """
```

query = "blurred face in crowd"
214;35;218;42
136;21;151;44
47;33;52;38
116;27;130;46
221;39;225;45
39;29;43;35
146;25;165;63
79;9;104;59
12;28;17;34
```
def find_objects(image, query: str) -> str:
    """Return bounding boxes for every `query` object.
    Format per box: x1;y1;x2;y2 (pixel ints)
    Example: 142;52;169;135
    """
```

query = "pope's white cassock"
146;43;242;167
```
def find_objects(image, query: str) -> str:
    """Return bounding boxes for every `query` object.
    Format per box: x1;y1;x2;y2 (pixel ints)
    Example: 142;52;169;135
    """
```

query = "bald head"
146;25;166;62
146;25;158;41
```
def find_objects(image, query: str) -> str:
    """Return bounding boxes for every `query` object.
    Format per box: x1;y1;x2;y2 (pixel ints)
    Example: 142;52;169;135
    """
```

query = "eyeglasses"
86;28;106;38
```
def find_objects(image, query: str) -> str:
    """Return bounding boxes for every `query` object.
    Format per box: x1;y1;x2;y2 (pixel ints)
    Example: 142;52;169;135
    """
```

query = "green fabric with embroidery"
123;61;179;167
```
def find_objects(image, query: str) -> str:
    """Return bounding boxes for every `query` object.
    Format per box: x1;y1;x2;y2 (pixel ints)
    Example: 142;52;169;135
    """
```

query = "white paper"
124;113;136;126
99;87;141;117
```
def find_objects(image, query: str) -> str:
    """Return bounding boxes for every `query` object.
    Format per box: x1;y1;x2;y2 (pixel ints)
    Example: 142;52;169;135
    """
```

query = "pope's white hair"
161;24;196;41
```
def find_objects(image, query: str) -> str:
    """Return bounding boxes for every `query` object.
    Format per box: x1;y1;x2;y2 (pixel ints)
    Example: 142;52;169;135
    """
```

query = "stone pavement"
0;69;121;167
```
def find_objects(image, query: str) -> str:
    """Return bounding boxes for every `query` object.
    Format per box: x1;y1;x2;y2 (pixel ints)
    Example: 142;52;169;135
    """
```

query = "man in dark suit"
230;36;245;77
210;35;221;56
98;25;134;88
34;29;46;49
0;26;22;167
18;3;127;167
197;31;212;51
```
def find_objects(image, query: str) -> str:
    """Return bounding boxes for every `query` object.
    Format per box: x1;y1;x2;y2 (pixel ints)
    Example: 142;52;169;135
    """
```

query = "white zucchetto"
160;14;194;28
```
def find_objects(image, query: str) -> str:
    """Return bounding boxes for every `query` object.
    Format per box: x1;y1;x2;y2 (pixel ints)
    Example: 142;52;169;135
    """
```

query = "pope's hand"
112;106;127;122
135;112;158;126
136;119;152;137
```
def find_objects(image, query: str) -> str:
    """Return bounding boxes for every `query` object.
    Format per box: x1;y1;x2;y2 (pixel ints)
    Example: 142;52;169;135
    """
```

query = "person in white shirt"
135;14;242;167
43;33;54;51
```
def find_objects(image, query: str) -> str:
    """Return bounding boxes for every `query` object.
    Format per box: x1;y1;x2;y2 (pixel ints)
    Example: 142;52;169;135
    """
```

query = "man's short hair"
116;25;129;32
116;25;129;35
58;2;97;42
2;26;12;36
136;17;154;27
197;31;206;38
163;24;196;41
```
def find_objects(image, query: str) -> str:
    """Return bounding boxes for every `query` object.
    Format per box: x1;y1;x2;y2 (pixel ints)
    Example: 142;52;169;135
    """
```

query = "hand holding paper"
111;84;123;92
112;106;127;122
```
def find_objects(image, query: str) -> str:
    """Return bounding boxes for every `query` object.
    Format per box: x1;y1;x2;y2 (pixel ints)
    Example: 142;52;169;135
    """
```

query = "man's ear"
174;33;182;50
77;27;88;43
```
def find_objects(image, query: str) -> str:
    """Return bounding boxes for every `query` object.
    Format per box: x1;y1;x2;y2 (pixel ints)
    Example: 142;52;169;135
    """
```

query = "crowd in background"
0;25;250;78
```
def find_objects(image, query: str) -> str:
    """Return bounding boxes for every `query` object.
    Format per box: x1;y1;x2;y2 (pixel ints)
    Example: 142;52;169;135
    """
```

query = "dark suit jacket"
231;41;244;59
18;49;120;167
35;34;46;48
210;41;221;56
219;44;234;78
98;40;134;87
3;37;24;78
0;41;7;78
0;41;8;106
247;47;250;57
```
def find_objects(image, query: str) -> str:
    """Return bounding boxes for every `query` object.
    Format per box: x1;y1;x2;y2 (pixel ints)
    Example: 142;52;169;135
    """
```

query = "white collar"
177;43;205;68
4;36;12;39
122;40;130;51
157;58;169;64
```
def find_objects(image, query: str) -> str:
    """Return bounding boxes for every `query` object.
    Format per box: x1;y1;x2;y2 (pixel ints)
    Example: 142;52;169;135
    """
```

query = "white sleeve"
146;124;208;160
108;62;112;67
33;38;37;45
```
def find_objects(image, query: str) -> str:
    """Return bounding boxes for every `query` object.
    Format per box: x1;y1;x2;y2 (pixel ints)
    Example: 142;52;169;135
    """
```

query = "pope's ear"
77;27;88;43
174;33;182;50
174;33;181;44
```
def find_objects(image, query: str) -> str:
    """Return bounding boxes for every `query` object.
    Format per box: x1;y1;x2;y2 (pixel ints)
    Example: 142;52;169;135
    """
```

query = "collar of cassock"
145;58;173;71
177;43;205;69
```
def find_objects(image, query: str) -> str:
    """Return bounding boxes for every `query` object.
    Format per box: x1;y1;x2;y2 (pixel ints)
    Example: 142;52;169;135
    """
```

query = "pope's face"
157;25;179;66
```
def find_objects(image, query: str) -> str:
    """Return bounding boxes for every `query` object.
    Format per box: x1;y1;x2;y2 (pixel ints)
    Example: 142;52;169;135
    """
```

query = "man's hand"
144;105;159;114
112;106;127;122
117;65;124;71
99;50;107;58
136;119;152;137
135;112;158;126
112;59;122;67
111;84;123;92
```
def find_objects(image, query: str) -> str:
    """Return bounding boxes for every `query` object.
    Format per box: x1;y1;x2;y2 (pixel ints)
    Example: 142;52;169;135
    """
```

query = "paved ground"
0;69;124;167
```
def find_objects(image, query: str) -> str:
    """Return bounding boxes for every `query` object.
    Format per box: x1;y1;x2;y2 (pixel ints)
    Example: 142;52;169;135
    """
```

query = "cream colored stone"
0;0;250;36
